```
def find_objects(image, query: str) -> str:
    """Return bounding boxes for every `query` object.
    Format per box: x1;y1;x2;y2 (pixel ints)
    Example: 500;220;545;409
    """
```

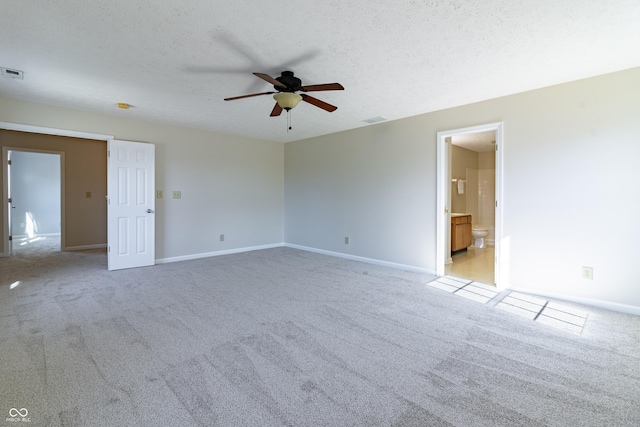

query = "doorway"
436;123;504;288
8;149;63;255
1;122;113;259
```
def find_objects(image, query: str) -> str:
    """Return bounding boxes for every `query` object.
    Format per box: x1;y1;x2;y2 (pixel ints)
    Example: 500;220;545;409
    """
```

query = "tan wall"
478;151;495;169
0;130;107;249
450;145;477;214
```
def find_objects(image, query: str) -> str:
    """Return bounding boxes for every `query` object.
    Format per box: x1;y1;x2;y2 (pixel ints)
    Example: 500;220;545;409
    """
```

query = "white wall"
0;97;284;260
285;67;640;310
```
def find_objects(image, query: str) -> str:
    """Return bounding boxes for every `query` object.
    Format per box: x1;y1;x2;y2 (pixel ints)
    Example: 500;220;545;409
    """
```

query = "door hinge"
7;160;11;165
7;197;12;203
495;201;498;207
8;236;12;241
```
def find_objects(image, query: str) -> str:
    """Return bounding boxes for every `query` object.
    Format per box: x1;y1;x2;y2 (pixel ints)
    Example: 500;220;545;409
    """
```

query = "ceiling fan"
224;71;344;117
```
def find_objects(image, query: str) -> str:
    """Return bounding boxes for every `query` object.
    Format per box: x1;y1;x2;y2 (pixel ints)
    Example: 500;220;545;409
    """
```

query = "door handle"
147;209;154;213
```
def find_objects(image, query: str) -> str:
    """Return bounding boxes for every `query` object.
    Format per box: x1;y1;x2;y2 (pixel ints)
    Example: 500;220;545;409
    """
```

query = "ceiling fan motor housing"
275;71;302;92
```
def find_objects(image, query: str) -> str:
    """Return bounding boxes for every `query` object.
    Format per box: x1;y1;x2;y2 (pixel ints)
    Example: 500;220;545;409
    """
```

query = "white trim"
12;233;61;238
436;122;504;288
285;243;436;275
0;121;114;141
155;243;285;264
506;286;640;316
66;243;107;251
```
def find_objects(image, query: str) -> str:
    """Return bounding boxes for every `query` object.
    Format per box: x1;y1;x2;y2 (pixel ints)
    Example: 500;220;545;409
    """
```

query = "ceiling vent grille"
362;116;387;124
1;67;24;80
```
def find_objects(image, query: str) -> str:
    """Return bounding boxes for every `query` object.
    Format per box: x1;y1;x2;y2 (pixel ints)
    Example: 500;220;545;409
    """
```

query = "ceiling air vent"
1;67;24;80
362;116;387;124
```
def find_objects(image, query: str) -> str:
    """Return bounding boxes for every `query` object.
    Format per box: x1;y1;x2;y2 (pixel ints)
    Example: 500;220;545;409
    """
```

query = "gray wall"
10;151;61;236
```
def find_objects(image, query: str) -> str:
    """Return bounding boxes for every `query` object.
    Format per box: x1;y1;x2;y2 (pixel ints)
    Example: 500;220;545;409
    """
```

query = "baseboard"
506;286;640;316
13;233;61;239
155;243;285;264
65;243;107;251
284;243;436;275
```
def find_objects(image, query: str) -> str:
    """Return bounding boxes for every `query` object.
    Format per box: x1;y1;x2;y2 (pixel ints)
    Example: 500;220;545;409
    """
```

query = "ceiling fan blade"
301;95;338;112
270;103;283;117
224;91;274;101
301;83;344;92
253;72;286;88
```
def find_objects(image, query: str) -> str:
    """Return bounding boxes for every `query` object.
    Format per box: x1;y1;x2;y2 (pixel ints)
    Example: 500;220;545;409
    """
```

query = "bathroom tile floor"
446;245;495;285
427;276;589;335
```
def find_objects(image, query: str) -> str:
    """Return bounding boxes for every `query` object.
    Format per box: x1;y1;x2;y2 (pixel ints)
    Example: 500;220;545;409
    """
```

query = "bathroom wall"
451;144;495;242
478;151;495;169
450;145;477;213
476;168;495;243
477;150;495;243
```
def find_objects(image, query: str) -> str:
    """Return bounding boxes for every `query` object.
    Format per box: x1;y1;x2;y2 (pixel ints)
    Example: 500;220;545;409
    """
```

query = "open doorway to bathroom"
447;132;496;284
436;123;504;288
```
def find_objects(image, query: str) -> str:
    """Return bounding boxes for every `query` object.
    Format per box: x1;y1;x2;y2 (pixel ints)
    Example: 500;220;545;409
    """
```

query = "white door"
107;140;155;271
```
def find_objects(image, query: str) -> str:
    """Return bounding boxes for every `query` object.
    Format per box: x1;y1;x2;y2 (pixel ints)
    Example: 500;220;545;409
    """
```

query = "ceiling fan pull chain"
287;110;292;131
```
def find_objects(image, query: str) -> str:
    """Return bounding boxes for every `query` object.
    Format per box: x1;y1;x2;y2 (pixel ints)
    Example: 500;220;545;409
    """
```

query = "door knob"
147;209;154;213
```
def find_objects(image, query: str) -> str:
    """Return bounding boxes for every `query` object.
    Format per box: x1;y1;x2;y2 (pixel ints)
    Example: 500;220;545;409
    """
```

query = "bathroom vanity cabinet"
451;214;472;252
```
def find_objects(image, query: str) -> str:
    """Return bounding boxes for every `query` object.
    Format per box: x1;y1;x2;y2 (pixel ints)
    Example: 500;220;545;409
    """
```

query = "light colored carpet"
1;239;639;426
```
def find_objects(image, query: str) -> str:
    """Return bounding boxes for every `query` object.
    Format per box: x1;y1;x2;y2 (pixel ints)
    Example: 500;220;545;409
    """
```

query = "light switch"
86;191;92;198
156;190;163;199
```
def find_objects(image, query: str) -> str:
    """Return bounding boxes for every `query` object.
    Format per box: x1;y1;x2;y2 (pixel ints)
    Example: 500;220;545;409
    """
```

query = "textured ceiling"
452;131;496;152
1;1;639;143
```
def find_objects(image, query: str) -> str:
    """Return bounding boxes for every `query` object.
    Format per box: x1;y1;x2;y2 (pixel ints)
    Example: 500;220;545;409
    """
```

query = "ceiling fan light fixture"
273;92;302;110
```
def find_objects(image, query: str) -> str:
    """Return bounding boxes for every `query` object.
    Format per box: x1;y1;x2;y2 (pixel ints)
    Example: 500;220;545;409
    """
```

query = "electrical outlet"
581;266;594;280
156;190;163;199
172;191;181;199
220;234;224;242
85;191;92;198
345;237;350;245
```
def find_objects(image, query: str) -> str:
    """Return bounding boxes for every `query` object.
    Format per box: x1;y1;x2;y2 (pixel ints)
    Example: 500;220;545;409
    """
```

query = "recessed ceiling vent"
1;67;24;80
362;116;387;124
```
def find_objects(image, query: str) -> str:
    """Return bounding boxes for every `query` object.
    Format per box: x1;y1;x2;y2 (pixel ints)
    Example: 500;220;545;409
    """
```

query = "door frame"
436;122;505;288
2;147;65;254
0;122;113;257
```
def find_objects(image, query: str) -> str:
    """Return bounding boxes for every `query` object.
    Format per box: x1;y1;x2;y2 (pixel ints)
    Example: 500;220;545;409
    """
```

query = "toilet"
471;226;489;248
